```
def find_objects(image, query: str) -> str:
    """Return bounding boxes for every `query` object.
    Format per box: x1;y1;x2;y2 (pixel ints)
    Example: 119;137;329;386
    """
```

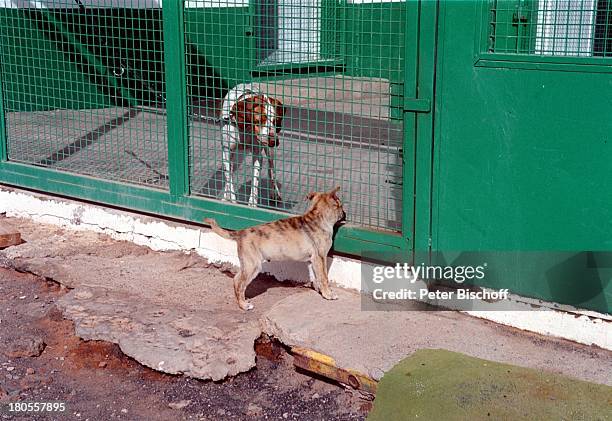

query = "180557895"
3;401;66;414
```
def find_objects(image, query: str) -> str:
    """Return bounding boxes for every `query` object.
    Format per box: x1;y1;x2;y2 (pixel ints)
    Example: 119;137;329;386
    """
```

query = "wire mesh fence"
0;1;169;187
186;0;405;231
488;0;612;56
0;0;407;233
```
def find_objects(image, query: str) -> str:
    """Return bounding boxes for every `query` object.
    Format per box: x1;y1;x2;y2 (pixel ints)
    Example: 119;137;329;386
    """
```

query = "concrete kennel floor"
4;77;403;231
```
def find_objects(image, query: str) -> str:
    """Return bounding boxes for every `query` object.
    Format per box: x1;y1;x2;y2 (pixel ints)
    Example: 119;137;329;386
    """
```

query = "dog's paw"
240;301;254;311
307;281;320;293
322;290;338;301
222;190;237;203
269;191;282;204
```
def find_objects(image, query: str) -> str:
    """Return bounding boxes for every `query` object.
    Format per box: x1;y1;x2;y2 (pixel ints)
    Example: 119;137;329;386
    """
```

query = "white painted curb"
1;186;610;350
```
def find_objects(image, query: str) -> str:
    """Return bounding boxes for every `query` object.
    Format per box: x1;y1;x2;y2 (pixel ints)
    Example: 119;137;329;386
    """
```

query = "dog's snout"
267;134;279;147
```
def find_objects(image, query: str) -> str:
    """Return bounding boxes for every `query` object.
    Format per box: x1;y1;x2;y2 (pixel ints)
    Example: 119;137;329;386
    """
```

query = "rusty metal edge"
291;346;378;394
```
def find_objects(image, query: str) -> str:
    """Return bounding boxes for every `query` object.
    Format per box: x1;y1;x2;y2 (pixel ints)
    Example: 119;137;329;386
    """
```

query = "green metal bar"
334;227;405;251
475;52;612;72
0;67;7;162
248;0;256;71
401;0;421;255
37;8;140;107
339;0;348;67
0;10;6;161
253;59;343;73
414;0;439;262
430;0;449;252
163;0;189;197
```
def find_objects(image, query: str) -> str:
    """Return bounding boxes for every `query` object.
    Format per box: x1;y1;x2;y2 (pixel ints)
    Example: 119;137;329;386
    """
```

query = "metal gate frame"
0;0;439;260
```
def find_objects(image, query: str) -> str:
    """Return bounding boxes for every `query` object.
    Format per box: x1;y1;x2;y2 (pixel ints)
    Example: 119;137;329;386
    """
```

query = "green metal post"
401;0;421;255
413;0;439;261
0;7;6;161
0;69;7;162
163;0;189;197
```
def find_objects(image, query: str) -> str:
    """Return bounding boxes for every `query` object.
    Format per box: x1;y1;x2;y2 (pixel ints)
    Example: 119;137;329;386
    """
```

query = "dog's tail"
204;218;236;240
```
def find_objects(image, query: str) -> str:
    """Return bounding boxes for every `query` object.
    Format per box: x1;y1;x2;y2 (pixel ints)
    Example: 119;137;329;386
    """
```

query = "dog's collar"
222;85;278;126
221;84;262;121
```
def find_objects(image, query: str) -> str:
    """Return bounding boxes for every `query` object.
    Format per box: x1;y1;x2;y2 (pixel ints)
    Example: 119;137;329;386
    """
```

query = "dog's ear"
269;97;283;114
329;186;341;198
231;98;249;125
269;97;284;133
306;192;318;201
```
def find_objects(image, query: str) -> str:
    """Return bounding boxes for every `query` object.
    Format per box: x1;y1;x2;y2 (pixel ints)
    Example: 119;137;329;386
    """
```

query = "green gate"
429;0;612;313
0;0;429;258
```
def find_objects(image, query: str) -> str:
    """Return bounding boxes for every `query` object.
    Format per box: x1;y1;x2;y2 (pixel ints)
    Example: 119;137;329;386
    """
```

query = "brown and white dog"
220;83;285;207
205;187;346;311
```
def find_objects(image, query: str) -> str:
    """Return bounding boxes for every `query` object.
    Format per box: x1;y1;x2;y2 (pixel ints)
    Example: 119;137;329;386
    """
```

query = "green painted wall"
432;1;612;313
0;9;111;112
0;8;169;111
344;2;406;118
0;7;230;111
185;7;254;86
184;8;251;90
343;2;406;83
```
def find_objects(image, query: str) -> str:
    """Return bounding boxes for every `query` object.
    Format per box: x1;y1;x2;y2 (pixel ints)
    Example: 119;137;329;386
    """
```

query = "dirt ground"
0;267;369;420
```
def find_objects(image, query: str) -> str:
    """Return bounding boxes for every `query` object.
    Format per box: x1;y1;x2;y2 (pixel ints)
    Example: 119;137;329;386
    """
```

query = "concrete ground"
1;216;610;389
4;76;403;231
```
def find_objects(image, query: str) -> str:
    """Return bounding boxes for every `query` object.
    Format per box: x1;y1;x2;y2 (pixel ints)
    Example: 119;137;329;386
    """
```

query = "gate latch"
513;0;530;25
403;98;431;113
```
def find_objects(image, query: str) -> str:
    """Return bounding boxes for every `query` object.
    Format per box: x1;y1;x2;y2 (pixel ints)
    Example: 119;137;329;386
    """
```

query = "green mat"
368;349;611;421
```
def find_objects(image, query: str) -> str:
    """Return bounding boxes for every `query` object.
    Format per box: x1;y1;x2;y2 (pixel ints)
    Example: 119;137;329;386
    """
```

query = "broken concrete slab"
261;290;612;386
57;286;261;381
0;219;21;248
1;218;304;381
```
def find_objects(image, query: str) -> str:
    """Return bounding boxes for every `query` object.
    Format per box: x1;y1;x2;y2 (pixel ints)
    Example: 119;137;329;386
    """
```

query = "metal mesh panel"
0;1;169;187
185;0;405;231
488;0;612;56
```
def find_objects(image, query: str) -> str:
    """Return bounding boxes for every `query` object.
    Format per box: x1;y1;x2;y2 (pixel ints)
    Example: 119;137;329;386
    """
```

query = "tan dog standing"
205;187;346;310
